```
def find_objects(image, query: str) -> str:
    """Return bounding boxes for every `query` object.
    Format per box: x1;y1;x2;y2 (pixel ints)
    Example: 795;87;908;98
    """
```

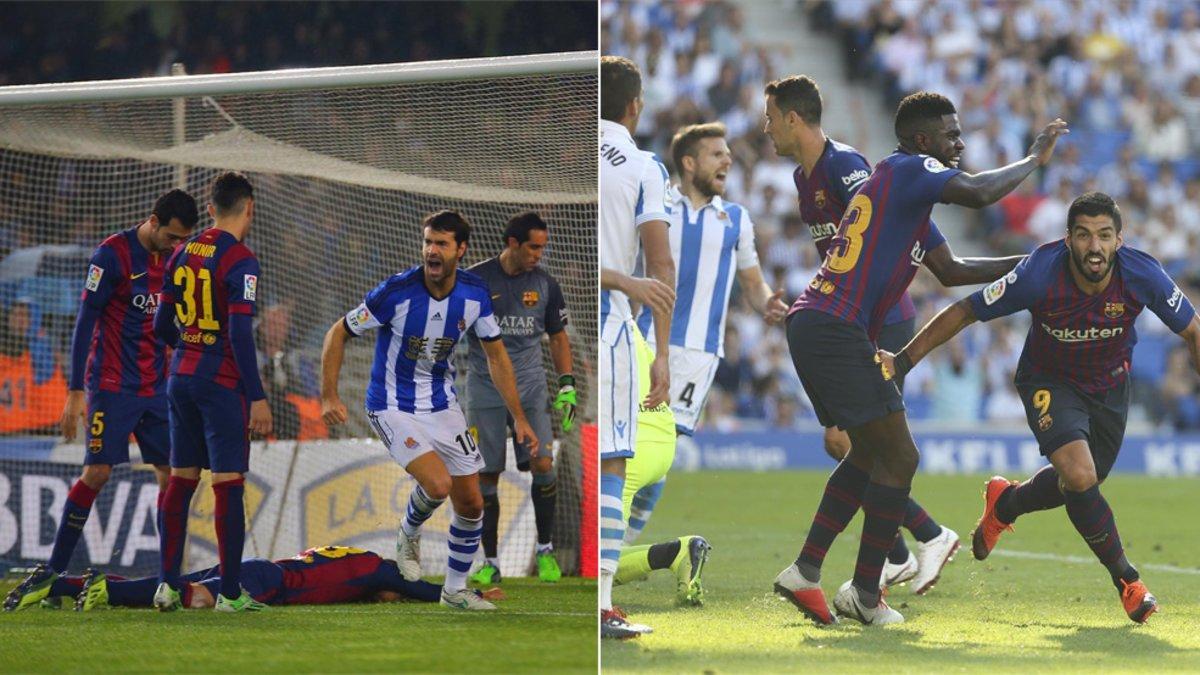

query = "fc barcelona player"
879;192;1196;623
771;90;1068;626
152;171;273;613
53;546;501;611
4;189;198;612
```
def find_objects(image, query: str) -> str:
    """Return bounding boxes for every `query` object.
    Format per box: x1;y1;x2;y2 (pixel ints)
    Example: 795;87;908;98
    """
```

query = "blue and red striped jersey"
269;546;404;605
792;149;957;340
161;228;259;389
80;226;168;396
793;139;920;326
968;241;1196;393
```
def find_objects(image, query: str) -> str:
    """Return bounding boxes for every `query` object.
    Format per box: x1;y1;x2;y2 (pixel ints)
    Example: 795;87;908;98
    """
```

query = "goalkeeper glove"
554;374;577;432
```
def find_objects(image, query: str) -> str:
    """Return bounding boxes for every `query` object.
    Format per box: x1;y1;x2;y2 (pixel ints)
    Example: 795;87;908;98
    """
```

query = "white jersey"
600;118;671;343
638;187;758;357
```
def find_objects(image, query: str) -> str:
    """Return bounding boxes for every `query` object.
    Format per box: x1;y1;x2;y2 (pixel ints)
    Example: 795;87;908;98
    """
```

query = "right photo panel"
600;0;1200;670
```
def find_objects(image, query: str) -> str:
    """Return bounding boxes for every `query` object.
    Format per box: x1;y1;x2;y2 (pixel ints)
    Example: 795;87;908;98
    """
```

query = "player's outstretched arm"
878;297;978;381
481;338;539;454
923;243;1027;287
736;265;788;325
320;319;351;426
941;119;1069;209
600;268;675;317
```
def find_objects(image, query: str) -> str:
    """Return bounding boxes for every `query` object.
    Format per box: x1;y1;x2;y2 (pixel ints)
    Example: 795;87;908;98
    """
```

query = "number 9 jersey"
793;150;958;342
160;228;260;389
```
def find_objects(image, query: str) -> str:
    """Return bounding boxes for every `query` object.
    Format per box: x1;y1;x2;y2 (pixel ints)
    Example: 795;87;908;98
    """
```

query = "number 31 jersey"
161;228;260;389
792;150;960;341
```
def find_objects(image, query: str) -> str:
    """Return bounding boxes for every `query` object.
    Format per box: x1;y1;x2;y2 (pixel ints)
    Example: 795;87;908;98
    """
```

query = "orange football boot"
971;476;1017;560
1120;579;1158;624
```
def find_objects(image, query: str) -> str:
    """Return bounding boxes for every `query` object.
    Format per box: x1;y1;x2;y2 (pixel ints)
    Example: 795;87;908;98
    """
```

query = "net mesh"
0;57;596;577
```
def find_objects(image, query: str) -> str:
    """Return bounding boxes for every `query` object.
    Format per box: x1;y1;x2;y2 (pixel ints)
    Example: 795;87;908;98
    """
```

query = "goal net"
0;53;597;579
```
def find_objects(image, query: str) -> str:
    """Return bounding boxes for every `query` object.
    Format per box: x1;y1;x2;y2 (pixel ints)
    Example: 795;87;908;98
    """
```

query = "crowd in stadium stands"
0;2;596;86
604;0;1200;431
0;2;593;437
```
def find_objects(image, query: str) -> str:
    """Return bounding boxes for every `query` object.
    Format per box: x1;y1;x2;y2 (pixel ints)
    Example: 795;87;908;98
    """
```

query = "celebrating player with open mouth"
320;209;537;611
879;192;1198;624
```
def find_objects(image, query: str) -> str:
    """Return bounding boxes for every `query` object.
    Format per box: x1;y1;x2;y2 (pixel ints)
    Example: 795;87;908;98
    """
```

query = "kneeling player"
880;192;1196;623
613;327;711;605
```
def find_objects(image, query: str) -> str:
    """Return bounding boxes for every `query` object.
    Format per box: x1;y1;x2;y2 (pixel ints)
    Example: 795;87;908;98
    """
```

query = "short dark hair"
423;209;471;244
670;122;727;176
601;55;641;122
1067;191;1123;233
153;189;199;229
503;211;548;245
894;91;957;140
211;171;254;216
764;75;822;125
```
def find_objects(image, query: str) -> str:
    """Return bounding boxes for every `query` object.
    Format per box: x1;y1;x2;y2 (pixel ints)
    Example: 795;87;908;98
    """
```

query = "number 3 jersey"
79;226;168;396
793;149;960;341
343;266;501;414
160;228;260;389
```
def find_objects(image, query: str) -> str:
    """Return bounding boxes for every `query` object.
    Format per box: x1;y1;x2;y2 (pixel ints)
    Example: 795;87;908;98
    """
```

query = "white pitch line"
991;549;1200;576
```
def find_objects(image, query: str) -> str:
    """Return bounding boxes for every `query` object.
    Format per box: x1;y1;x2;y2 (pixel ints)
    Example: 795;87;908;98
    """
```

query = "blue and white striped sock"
622;478;665;546
401;484;444;537
444;512;483;593
599;472;625;610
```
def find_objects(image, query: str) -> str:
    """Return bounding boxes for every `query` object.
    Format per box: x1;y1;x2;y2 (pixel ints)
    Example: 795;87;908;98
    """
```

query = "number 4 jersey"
161;228;260;388
793;149;959;341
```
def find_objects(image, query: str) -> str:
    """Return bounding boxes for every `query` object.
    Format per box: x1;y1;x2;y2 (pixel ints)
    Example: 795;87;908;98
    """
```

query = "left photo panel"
0;2;598;673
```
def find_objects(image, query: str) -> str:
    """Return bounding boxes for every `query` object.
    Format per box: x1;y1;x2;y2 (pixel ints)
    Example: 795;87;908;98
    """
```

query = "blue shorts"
167;375;250;473
85;391;170;466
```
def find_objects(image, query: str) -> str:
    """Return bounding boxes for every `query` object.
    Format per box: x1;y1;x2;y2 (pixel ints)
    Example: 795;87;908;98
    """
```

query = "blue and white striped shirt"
344;267;500;413
639;187;759;357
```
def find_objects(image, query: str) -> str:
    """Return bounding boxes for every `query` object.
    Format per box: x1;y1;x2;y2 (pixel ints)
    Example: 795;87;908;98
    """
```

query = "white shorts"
668;347;719;435
366;406;483;476
599;319;638;460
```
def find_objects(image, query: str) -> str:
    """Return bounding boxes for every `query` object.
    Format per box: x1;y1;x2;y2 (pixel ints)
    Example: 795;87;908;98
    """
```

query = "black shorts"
1014;369;1129;480
787;310;904;430
876;318;915;393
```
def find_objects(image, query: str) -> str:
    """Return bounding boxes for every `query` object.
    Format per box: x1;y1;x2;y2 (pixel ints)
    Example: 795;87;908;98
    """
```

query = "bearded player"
879;192;1193;623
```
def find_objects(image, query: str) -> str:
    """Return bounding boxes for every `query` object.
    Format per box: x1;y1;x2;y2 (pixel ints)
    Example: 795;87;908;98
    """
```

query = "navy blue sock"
853;482;910;606
49;576;84;598
796;460;870;581
480;483;500;559
531;474;557;547
903;498;942;543
1063;485;1136;588
107;576;160;607
887;532;910;564
213;478;246;599
997;465;1064;524
48;480;99;573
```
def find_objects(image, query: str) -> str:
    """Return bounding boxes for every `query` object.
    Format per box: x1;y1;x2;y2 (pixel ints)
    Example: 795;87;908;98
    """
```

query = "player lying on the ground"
878;192;1198;624
613;326;710;607
8;546;502;611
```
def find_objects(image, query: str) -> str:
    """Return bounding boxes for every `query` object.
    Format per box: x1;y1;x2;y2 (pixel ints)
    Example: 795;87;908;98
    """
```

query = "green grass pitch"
1;577;596;673
604;471;1200;673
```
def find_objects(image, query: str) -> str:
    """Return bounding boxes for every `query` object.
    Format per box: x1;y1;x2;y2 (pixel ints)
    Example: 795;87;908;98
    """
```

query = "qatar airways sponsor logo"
1040;322;1124;343
497;314;538;336
131;293;159;315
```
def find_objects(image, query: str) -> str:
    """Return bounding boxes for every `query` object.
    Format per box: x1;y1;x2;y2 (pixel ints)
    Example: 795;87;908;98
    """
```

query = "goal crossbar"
0;51;597;107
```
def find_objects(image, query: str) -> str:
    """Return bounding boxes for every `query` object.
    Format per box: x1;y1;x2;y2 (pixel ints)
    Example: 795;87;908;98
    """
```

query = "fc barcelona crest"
1038;414;1053;431
815;190;826;209
522;291;539;307
1104;302;1125;319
